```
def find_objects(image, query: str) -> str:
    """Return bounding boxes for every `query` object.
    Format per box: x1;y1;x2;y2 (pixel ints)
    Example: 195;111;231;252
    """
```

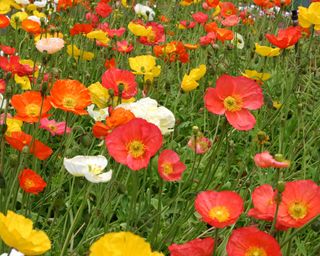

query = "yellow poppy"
89;232;164;256
67;45;94;61
129;55;161;79
255;43;281;57
0;211;51;255
6;118;23;135
10;11;28;29
298;3;320;30
181;64;207;92
128;21;153;37
242;70;271;82
86;30;110;44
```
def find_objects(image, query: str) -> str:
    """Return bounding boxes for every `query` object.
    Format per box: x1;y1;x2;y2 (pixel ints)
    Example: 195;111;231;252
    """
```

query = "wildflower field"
0;0;319;255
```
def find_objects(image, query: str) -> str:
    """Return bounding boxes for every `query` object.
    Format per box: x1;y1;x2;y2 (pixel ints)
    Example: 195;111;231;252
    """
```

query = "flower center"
223;96;242;112
245;247;267;256
63;97;76;109
209;205;230;222
162;162;173;175
88;164;103;175
24;178;35;189
288;201;308;220
127;140;145;158
25;104;40;117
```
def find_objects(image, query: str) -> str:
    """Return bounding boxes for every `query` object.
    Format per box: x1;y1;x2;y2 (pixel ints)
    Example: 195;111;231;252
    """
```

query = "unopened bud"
277;181;285;193
22;145;29;154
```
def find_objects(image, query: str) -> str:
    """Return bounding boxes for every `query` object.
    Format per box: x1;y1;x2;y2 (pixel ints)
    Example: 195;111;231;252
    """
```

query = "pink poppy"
192;12;209;24
254;151;290;168
40;118;71;136
158;150;186;181
114;40;134;53
221;15;240;27
204;75;264;131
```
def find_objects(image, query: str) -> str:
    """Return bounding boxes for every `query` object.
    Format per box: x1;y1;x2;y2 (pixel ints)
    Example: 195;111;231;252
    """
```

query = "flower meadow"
0;0;319;255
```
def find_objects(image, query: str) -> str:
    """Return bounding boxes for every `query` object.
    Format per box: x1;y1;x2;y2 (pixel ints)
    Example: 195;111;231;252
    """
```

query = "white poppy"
34;0;48;8
232;33;245;49
63;155;112;183
117;97;175;135
134;4;155;21
87;104;109;121
35;38;65;54
1;249;24;256
0;94;7;110
14;0;30;5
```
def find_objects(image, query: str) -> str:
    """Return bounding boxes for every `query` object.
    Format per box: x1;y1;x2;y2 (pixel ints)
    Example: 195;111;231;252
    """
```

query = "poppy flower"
204;75;264;131
18;169;47;195
206;0;220;8
158;150;186;181
70;23;93;36
48;79;92;115
277;180;320;228
39;118;71;136
221;15;240;27
21;19;41;34
0;79;6;94
216;28;234;42
298;3;320;30
188;133;212;154
114;40;134;53
168;237;214;256
154;41;189;63
254;151;290;168
192;12;209;24
138;21;165;46
105;118;163;171
63;155;112;183
179;20;196;29
226;227;282;256
255;43;281;57
181;64;207;92
35;37;65;54
0;56;33;76
219;2;238;18
89;231;163;256
0;15;10;28
248;184;276;222
5;131;53;160
265;26;302;49
95;1;112;18
0;211;51;255
11;91;52;123
195;190;244;228
0;45;15;55
101;68;138;99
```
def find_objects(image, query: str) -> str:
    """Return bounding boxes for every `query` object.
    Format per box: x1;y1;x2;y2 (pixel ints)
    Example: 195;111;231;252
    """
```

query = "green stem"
212;228;219;256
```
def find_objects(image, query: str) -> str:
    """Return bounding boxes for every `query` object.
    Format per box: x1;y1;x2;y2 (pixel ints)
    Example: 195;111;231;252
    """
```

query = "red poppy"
18;169;47;195
48;79;92;115
101;68;137;99
219;2;238;18
204;75;264;131
226;227;282;256
253;0;274;8
11;91;52;123
179;20;196;29
168;237;214;256
158;150;186;181
195;190;244;228
266;26;302;49
95;1;112;18
70;23;93;36
98;23;126;38
104;57;116;69
0;15;9;29
277;180;320;228
0;45;15;55
0;79;5;94
5;132;53;160
216;28;234;42
274;0;291;6
205;22;218;33
0;56;33;76
192;12;209;24
105;118;163;171
248;184;276;222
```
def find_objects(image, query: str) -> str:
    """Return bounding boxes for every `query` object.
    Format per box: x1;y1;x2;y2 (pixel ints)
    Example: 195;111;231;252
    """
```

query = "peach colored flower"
35;38;65;54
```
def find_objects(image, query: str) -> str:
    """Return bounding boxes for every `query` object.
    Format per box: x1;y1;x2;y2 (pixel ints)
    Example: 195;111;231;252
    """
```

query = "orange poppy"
48;79;92;115
11;91;52;123
21;20;41;34
5;131;53;160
